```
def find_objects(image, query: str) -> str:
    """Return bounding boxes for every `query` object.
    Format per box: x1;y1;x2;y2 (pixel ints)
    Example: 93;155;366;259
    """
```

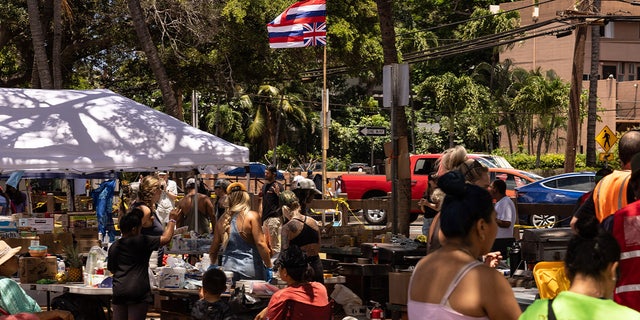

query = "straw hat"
0;240;21;266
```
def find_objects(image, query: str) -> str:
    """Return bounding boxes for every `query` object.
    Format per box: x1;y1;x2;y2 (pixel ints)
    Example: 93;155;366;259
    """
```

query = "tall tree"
417;72;489;148
26;0;52;88
243;85;308;161
126;0;181;120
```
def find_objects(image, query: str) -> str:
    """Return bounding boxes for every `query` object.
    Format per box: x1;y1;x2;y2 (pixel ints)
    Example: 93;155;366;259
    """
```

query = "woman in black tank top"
279;191;324;284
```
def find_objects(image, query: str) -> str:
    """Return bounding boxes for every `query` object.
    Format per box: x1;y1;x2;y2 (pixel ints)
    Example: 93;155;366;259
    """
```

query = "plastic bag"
85;246;108;274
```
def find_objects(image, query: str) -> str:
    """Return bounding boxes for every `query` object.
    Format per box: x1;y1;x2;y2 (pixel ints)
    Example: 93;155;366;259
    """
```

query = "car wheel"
531;214;557;228
363;208;386;225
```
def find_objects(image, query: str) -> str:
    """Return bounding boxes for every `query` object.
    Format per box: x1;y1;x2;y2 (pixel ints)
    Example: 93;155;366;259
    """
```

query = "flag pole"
321;44;328;199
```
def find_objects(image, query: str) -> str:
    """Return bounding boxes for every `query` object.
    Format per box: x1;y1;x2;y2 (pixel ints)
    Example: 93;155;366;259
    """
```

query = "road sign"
358;126;387;136
599;152;613;161
596;125;617;153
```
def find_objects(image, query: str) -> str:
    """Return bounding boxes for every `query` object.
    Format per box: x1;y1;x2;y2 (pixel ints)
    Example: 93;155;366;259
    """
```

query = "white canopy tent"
0;88;249;174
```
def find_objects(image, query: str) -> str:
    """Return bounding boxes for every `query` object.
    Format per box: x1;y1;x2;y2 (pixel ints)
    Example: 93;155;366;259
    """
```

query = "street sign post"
596;125;617;153
598;153;613;161
358;126;387;136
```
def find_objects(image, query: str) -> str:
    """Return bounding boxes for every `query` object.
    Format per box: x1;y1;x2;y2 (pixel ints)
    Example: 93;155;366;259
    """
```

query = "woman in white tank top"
408;171;521;320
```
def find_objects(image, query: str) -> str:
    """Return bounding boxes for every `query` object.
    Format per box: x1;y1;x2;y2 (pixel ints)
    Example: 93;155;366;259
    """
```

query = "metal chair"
284;299;333;320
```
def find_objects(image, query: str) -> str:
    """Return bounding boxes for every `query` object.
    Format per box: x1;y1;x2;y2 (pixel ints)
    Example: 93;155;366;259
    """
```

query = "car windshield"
474;157;497;168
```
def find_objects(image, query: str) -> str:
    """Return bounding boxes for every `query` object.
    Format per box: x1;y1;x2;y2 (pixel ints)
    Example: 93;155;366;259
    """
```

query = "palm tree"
418;72;489;148
126;0;182;120
242;85;308;163
512;70;570;167
26;0;52;89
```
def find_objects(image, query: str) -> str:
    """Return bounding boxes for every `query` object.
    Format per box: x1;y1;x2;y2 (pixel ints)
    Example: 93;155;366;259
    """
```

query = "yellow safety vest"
593;170;631;222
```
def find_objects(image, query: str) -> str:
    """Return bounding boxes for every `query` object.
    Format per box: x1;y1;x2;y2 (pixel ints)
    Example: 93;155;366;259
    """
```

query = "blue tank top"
221;214;265;281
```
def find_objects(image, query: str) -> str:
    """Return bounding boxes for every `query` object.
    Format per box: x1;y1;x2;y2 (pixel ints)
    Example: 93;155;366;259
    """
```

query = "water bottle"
509;241;521;276
57;259;66;274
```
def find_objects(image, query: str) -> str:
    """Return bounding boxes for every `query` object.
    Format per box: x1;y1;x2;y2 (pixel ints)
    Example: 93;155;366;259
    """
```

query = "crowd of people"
6;130;640;320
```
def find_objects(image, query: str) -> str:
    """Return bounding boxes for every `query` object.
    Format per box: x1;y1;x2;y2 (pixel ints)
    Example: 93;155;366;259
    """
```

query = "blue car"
515;172;596;228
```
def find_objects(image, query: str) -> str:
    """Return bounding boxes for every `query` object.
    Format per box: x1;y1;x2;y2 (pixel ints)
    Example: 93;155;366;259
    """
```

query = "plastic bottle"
372;244;379;264
201;253;211;271
57;259;66;274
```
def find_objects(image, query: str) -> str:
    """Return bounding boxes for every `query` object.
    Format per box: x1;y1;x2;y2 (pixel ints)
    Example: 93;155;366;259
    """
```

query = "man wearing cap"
611;152;640;311
213;179;230;221
156;171;178;225
261;165;283;261
176;178;215;235
292;178;322;216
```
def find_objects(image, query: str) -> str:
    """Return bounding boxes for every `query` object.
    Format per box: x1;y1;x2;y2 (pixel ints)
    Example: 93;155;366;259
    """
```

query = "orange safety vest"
613;201;640;312
593;170;631;222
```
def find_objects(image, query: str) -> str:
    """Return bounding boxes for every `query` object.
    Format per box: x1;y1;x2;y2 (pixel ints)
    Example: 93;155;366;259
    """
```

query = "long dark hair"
564;230;620;281
438;171;494;238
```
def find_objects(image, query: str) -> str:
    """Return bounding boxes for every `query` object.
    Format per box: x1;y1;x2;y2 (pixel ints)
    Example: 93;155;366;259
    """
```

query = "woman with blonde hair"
209;182;272;281
133;175;169;267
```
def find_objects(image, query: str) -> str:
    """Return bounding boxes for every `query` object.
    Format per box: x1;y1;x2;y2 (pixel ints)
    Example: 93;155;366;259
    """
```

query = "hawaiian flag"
267;0;327;49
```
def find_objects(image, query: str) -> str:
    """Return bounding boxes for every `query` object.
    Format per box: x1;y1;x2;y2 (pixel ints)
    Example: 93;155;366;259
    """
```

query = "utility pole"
565;5;589;173
587;0;601;167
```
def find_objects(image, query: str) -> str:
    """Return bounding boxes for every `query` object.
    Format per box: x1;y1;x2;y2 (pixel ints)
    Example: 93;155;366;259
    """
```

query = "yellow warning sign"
599;153;613;162
596;126;617;153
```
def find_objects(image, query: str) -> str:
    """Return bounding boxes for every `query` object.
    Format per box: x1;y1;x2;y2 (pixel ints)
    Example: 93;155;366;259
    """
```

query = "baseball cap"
226;182;247;193
296;178;321;194
186;178;196;188
158;171;168;176
214;179;230;190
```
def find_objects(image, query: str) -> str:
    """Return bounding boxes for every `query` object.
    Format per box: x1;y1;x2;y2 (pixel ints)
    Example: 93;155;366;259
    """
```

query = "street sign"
358;126;387;136
599;152;613;161
596;125;617;153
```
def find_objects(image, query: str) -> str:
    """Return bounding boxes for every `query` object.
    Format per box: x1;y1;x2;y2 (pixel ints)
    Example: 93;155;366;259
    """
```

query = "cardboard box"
67;213;98;229
38;233;73;255
71;228;99;240
76;239;101;253
19;256;58;283
53;214;68;228
389;271;413;305
18;218;54;234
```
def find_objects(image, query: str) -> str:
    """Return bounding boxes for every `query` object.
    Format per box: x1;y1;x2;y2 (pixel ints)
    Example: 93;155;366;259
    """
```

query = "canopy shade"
0;88;249;174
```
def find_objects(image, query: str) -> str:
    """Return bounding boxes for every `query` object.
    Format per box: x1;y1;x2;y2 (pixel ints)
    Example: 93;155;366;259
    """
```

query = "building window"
600;22;615;38
603;65;617;79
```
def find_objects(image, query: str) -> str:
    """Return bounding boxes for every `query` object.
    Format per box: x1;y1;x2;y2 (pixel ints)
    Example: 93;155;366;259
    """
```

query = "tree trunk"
587;0;601;166
566;25;587;173
376;0;410;236
27;0;53;89
52;0;62;89
126;0;182;120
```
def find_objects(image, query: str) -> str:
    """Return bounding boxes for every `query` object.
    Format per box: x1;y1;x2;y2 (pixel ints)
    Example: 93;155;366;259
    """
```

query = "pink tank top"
407;261;489;320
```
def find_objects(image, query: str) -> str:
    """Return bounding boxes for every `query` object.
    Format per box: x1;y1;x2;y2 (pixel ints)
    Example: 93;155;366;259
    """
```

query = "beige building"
497;0;640;155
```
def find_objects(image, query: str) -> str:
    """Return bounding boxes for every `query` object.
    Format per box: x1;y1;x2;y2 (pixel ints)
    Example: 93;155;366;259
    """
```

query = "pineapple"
64;244;84;283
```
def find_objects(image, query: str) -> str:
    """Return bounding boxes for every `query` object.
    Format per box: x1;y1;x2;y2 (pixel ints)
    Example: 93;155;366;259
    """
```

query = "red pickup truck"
337;154;514;224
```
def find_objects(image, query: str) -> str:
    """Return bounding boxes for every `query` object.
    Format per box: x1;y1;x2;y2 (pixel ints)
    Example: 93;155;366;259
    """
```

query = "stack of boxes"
3;212;100;283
